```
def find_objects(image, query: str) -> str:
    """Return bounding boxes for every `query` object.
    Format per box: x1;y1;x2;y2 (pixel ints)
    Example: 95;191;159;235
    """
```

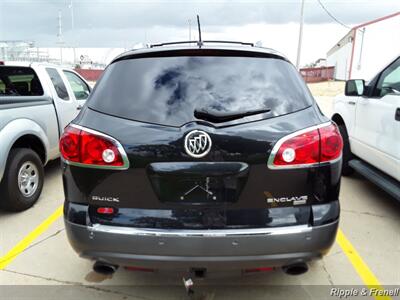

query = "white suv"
332;55;400;201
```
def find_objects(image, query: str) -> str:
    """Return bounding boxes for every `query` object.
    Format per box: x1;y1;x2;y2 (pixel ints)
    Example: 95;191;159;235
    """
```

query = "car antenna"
197;14;203;48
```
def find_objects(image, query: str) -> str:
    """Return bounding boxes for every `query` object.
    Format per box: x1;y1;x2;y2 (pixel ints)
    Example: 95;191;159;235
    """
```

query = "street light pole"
296;0;305;70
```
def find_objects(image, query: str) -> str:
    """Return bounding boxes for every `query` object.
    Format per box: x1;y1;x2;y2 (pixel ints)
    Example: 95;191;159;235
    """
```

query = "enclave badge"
266;195;308;206
184;130;212;158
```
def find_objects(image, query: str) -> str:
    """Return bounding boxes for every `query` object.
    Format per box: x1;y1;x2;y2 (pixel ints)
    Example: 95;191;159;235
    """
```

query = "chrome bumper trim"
90;224;312;237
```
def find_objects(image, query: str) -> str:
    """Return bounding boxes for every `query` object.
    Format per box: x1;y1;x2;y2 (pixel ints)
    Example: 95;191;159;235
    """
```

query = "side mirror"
345;79;365;96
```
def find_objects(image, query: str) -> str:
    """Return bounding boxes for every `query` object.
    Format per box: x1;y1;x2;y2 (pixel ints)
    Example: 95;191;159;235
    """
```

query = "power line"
317;0;350;29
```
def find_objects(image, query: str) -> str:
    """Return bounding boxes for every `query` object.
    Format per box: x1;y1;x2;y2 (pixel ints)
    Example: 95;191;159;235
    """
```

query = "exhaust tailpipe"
282;262;308;275
93;261;118;275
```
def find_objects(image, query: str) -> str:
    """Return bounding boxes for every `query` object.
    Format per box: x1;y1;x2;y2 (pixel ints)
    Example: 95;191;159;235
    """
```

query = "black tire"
0;148;44;211
338;124;354;176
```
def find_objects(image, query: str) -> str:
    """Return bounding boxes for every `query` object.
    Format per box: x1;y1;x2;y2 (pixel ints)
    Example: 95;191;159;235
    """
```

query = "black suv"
61;42;342;276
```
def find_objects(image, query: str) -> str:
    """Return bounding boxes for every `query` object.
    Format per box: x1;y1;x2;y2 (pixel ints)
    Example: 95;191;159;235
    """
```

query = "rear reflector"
244;267;274;273
268;122;343;168
60;124;129;169
124;266;155;272
319;124;343;162
97;207;115;214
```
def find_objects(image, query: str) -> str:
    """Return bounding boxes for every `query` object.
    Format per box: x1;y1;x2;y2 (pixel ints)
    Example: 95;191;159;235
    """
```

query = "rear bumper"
64;218;339;270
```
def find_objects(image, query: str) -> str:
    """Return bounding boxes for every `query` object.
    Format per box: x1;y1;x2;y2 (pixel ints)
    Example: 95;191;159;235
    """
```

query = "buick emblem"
184;130;212;158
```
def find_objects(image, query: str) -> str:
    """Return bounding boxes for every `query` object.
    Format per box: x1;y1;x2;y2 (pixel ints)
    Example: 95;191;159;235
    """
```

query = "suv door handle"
347;101;356;105
395;108;400;121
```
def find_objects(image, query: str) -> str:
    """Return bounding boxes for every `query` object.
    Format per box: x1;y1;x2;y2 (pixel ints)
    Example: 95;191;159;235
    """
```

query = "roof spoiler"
149;40;254;48
150;15;254;49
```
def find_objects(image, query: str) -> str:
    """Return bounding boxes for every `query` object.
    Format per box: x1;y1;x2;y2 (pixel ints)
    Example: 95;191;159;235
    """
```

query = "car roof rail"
149;40;254;48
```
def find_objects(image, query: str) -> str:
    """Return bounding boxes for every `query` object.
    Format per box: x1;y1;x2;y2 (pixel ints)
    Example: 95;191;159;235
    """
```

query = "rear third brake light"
268;122;342;168
60;125;129;169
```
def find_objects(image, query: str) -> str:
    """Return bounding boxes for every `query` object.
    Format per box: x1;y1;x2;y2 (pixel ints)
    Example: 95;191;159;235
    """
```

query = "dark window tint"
89;56;313;126
0;66;43;96
46;68;69;100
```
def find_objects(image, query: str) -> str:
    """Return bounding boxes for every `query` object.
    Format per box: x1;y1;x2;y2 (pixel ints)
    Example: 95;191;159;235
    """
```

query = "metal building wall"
350;13;400;81
327;12;400;81
327;38;353;81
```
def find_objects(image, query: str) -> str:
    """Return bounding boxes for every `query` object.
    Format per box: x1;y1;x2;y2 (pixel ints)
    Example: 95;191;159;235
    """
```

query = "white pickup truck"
332;55;400;201
0;62;91;211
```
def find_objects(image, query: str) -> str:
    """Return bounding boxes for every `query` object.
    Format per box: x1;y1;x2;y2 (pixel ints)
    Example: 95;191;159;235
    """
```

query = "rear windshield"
88;56;313;126
0;67;44;96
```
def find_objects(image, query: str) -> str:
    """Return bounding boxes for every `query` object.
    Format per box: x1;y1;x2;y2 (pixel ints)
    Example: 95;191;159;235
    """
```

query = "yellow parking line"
0;205;63;270
336;228;392;300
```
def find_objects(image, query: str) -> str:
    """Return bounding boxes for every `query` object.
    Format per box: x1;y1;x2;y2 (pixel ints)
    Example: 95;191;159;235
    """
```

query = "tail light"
124;266;155;272
60;125;129;169
268;122;342;169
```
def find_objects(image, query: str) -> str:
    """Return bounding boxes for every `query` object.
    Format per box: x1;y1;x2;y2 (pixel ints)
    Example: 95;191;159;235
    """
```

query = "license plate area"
152;176;243;204
147;162;249;205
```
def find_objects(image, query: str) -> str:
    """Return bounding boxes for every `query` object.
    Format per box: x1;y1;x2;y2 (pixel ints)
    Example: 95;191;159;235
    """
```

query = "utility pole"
296;0;305;70
57;10;64;64
69;0;74;30
57;10;63;44
188;19;192;41
69;0;76;65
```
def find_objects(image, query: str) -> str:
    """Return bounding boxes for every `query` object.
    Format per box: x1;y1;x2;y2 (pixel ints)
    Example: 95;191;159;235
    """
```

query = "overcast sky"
0;0;399;65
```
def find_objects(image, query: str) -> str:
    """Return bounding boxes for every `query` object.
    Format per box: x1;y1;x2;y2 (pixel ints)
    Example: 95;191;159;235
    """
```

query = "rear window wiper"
194;108;271;123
